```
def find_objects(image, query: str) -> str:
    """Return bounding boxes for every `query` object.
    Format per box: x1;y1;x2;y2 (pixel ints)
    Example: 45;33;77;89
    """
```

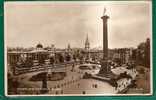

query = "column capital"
101;15;109;19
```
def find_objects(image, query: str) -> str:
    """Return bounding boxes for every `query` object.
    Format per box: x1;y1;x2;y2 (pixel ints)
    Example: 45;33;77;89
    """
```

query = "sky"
4;1;152;49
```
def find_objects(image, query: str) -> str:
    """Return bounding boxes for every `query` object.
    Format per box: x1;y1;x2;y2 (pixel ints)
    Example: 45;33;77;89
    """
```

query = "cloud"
5;1;151;48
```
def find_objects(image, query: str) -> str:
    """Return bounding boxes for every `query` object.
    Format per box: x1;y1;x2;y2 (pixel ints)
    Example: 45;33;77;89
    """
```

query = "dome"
36;43;43;48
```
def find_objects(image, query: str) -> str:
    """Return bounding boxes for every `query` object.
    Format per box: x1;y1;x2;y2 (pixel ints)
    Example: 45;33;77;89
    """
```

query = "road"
13;63;117;95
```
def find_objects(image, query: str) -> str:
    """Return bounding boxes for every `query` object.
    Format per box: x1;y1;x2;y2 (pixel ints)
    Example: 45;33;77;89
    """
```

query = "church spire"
85;34;90;50
67;43;71;50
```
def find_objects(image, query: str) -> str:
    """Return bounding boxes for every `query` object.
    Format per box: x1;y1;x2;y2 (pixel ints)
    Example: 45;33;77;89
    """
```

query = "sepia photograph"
4;1;152;96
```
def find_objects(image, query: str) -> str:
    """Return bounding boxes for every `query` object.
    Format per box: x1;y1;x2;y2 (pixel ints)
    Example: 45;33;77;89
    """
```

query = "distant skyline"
5;1;152;49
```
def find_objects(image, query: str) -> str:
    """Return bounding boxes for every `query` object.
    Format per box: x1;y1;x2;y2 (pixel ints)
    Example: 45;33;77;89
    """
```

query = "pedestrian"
71;63;75;72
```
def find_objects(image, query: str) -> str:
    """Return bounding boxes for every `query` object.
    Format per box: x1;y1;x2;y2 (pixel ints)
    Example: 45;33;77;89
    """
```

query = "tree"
73;54;76;61
132;49;137;61
65;54;71;62
50;57;55;65
58;53;64;63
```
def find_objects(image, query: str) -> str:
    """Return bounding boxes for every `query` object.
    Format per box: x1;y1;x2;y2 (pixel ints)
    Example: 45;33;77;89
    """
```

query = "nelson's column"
99;8;110;75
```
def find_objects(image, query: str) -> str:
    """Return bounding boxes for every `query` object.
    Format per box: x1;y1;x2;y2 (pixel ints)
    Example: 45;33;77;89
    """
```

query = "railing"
14;61;81;75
